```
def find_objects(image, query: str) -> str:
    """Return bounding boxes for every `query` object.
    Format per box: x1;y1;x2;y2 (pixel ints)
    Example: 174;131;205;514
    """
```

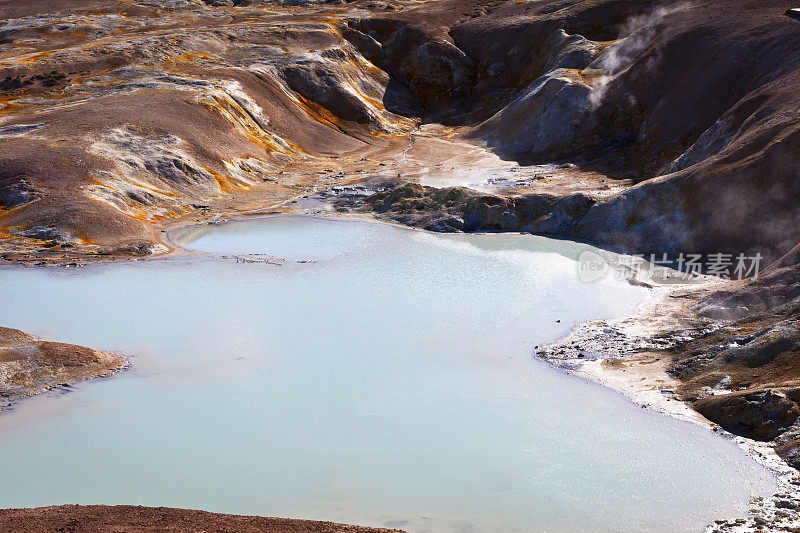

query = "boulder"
473;69;594;159
695;389;800;440
398;40;475;115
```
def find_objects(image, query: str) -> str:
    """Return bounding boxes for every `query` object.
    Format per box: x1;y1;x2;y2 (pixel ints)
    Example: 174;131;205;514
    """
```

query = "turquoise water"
0;216;775;532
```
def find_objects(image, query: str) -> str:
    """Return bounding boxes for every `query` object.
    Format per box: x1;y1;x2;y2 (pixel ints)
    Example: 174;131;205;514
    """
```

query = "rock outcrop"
695;389;800;441
662;260;800;468
364;181;596;236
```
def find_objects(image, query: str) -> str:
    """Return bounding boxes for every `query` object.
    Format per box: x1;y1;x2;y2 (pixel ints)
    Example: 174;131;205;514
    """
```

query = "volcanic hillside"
3;0;800;468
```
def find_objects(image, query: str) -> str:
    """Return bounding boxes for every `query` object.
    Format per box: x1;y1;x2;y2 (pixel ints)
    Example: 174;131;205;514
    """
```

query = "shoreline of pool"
167;213;800;528
1;213;795;530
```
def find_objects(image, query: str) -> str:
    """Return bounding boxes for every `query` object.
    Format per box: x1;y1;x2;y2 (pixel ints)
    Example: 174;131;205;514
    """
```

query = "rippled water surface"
0;216;775;532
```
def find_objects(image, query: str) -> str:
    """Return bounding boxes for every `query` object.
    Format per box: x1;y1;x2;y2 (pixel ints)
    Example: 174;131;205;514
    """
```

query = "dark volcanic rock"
776;435;800;469
365;182;595;237
18;225;74;243
695;389;800;440
529;193;595;235
2;0;800;266
0;179;38;208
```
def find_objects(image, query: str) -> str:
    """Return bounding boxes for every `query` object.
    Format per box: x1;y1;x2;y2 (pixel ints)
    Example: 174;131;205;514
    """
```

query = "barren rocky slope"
2;0;800;525
2;0;799;263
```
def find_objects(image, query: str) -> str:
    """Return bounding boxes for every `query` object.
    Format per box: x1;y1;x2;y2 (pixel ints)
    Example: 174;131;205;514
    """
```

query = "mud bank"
536;281;800;531
0;505;403;533
0;326;127;411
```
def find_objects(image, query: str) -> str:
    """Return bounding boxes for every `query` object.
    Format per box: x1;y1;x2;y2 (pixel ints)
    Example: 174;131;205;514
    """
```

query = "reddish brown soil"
0;505;404;533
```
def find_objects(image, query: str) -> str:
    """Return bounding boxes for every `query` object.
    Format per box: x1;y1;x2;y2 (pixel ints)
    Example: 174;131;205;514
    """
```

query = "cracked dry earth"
3;0;800;530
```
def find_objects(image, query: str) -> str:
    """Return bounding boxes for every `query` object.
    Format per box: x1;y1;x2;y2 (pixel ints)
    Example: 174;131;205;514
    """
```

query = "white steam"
588;4;690;109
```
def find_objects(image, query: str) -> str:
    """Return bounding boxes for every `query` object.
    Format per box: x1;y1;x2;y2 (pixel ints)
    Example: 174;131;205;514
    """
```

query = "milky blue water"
0;216;775;532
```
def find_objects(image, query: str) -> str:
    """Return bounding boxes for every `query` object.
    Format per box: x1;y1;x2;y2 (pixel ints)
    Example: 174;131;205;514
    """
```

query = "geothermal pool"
0;216;775;532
